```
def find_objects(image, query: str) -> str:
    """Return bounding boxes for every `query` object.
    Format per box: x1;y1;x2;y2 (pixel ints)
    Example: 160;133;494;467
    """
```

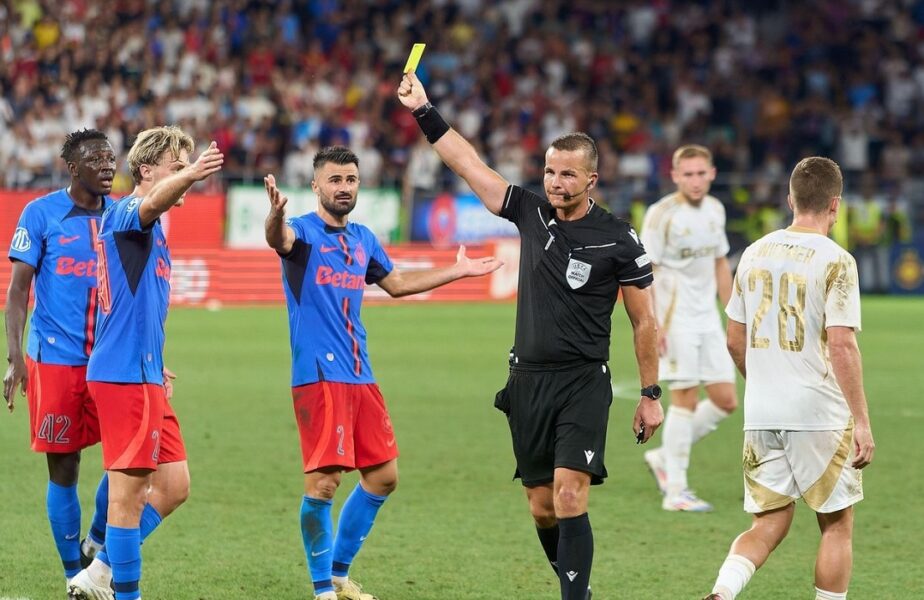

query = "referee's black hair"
60;129;109;162
313;146;359;171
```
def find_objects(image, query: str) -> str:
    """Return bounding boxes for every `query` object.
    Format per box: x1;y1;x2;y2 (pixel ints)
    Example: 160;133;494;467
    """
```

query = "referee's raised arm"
397;72;508;216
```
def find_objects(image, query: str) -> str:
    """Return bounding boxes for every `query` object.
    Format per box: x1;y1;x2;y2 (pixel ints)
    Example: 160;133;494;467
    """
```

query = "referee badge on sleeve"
566;258;591;289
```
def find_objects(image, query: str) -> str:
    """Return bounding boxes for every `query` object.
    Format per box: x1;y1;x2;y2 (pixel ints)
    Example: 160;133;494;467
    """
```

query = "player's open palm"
3;357;27;412
852;423;875;469
188;141;224;181
264;174;288;217
397;72;429;111
455;245;503;277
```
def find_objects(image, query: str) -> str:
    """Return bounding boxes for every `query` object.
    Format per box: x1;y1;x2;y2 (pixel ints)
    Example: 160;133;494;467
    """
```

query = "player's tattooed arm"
3;261;35;411
263;174;296;255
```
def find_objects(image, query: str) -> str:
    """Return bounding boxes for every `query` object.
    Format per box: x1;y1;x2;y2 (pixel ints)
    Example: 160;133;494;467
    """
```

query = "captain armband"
413;102;450;144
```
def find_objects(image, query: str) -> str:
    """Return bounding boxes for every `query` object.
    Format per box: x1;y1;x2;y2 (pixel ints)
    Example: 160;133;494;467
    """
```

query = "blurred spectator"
885;191;913;246
0;0;917;244
848;175;889;293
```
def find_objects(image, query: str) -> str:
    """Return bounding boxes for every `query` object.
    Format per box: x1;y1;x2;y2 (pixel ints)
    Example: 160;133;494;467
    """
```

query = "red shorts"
88;382;187;471
26;358;100;453
292;382;398;473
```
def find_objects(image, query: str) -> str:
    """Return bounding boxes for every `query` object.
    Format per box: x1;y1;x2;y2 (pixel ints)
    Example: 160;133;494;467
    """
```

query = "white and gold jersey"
726;227;861;431
641;193;730;333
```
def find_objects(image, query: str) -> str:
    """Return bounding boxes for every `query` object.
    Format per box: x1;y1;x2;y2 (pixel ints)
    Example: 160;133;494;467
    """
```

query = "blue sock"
47;481;82;578
97;503;162;568
88;473;109;545
106;525;141;600
332;484;387;577
301;496;334;595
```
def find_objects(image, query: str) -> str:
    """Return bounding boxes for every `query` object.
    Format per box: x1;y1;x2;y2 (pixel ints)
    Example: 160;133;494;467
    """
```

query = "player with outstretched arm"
264;146;502;600
397;72;663;600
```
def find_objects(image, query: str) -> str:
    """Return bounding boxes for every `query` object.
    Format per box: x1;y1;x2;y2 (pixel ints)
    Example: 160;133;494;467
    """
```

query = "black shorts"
494;361;612;487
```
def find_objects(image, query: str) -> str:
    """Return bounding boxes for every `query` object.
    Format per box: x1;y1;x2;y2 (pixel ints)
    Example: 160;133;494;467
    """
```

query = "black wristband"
412;102;432;117
414;103;450;144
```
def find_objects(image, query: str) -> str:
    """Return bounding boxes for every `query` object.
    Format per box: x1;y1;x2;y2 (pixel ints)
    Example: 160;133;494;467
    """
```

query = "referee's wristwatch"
640;384;662;400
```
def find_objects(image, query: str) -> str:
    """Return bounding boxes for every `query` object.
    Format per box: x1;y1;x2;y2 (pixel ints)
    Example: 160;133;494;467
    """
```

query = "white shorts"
660;328;736;389
742;429;863;514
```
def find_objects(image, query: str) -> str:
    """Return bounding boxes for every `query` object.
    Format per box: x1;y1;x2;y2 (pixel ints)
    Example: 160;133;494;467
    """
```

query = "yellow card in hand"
404;43;426;73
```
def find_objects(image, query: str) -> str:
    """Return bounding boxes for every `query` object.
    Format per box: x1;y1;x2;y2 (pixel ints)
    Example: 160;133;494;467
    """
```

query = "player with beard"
264;146;502;600
5;129;115;592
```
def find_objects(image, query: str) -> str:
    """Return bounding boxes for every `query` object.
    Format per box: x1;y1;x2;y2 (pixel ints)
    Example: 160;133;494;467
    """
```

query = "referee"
398;73;663;600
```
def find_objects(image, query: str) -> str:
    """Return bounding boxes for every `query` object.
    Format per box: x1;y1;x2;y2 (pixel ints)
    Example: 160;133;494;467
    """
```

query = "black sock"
535;524;560;575
557;513;593;600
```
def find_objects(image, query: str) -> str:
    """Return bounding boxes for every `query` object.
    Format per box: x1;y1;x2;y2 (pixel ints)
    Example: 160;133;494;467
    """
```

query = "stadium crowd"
0;0;921;232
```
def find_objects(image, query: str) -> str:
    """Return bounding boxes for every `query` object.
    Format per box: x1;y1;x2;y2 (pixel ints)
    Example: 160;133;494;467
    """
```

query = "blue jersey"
7;188;112;366
281;213;393;387
87;195;171;384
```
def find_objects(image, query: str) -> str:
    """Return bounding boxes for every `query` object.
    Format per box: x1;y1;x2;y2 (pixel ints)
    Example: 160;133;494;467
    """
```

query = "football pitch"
0;297;921;599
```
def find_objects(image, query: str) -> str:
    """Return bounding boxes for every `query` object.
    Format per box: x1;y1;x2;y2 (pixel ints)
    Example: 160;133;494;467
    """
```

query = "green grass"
0;297;921;599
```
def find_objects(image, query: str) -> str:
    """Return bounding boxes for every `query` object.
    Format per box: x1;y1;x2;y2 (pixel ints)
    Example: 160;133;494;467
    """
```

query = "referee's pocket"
493;387;511;415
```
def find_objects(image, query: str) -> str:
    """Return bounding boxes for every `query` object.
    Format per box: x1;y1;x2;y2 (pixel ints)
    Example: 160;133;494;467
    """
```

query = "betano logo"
55;257;97;277
315;266;365;289
155;257;171;281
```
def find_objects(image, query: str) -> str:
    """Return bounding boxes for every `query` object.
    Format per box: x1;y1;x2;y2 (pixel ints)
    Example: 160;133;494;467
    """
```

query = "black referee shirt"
500;185;654;365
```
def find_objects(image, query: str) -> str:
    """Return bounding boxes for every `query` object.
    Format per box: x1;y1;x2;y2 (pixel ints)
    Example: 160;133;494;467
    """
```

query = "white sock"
691;399;729;444
662;405;694;495
81;536;104;556
712;554;756;599
87;557;112;584
815;587;847;599
316;592;337;600
331;575;348;586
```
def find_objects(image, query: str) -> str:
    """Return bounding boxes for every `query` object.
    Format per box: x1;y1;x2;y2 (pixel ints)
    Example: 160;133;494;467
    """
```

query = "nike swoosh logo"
64;532;79;540
59;235;80;245
320;246;339;253
311;549;330;557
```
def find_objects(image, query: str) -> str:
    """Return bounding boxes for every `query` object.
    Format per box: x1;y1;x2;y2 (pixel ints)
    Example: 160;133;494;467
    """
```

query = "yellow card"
403;43;426;73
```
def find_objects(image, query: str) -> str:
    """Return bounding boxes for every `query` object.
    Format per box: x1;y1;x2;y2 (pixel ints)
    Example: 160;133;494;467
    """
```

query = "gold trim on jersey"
819;321;831;381
743;442;794;511
824;260;843;296
802;424;854;511
644;194;678;232
660;283;678;334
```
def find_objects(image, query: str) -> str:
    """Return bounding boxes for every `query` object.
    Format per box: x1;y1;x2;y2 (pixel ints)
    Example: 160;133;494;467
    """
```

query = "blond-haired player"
640;145;738;511
703;157;875;600
69;126;223;600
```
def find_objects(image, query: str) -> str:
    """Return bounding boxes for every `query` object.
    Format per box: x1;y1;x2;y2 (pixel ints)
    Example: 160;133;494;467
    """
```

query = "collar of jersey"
785;225;823;235
309;211;348;234
546;198;596;224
